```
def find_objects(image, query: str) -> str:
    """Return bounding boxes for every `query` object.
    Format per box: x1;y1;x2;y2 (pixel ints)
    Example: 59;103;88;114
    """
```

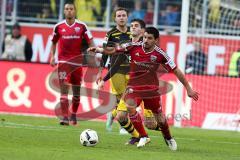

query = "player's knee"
144;117;158;130
125;100;137;113
128;108;137;116
116;111;128;124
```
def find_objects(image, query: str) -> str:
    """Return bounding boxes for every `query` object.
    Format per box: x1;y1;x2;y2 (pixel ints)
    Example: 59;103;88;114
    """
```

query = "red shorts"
57;63;82;85
124;86;162;114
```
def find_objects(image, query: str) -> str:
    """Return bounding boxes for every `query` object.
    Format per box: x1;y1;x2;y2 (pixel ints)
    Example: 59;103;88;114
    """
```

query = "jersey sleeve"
83;24;93;44
105;32;114;46
100;54;109;68
122;41;141;57
164;58;176;72
156;46;176;72
51;25;60;43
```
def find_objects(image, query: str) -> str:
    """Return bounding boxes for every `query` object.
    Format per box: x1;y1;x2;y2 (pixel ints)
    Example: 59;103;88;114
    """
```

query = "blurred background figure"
185;41;207;74
144;0;154;25
75;0;106;27
128;0;145;23
159;4;181;27
228;49;240;77
1;23;32;62
208;0;220;27
37;3;54;23
237;57;240;77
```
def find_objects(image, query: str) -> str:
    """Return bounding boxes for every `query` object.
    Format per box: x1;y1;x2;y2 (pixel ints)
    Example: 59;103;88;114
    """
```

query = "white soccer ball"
80;129;99;147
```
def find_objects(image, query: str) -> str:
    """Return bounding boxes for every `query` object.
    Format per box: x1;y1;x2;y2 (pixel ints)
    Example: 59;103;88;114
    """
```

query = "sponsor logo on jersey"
62;35;80;39
61;29;66;32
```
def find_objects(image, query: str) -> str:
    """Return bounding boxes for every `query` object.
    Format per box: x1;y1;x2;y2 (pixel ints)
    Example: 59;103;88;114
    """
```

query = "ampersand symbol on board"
3;68;32;108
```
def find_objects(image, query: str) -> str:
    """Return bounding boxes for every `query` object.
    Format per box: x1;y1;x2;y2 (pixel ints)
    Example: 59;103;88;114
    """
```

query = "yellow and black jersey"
105;27;131;44
101;27;131;75
102;36;144;82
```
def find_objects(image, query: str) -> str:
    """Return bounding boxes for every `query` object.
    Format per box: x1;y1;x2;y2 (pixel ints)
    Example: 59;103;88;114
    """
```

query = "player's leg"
153;112;177;151
69;66;82;125
108;73;128;133
70;85;80;125
128;104;148;138
143;109;159;130
58;63;70;125
116;99;140;143
124;92;150;147
144;97;177;151
59;84;70;125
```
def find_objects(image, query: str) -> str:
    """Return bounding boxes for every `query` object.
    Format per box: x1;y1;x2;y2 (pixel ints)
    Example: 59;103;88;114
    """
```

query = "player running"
90;27;199;150
93;19;154;147
95;8;138;136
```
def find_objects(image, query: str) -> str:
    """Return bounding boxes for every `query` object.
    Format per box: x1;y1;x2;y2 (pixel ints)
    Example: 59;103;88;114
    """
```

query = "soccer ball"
80;129;99;147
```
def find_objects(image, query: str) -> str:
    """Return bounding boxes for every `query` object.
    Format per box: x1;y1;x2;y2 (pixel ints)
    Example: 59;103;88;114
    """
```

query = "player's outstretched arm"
87;47;104;55
173;68;199;101
87;43;129;55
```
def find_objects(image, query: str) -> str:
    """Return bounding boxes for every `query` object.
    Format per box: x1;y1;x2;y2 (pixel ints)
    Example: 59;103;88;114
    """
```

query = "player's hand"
96;76;102;85
50;56;56;67
97;80;104;90
187;88;199;101
103;46;116;55
87;47;97;55
87;47;104;54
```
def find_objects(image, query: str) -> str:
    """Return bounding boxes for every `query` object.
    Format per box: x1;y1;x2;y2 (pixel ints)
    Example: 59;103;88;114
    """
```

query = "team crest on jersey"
75;27;80;33
135;52;140;56
150;55;157;62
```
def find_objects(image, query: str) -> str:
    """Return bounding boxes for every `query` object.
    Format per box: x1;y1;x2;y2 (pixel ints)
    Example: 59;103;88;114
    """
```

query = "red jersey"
126;42;176;89
52;20;93;64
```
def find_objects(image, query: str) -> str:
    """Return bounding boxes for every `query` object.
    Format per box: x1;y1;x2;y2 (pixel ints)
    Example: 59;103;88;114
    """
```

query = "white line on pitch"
1;122;240;145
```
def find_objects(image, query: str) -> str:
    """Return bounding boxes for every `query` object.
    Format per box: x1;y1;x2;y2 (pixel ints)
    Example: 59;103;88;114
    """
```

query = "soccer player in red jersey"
90;27;199;150
93;19;151;146
50;2;94;125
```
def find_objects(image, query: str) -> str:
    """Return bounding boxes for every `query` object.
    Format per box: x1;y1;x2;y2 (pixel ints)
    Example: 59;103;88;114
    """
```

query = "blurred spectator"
189;1;202;29
233;13;240;28
185;41;207;74
6;0;14;16
159;4;181;26
208;0;220;26
50;0;58;18
115;0;134;12
37;3;54;22
17;0;39;17
228;49;240;77
144;1;154;24
74;0;103;26
92;0;107;27
17;0;58;19
128;0;145;23
237;58;240;77
1;23;32;62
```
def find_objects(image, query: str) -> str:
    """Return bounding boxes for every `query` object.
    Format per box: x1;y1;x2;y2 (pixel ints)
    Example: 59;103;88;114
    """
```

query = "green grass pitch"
0;114;239;160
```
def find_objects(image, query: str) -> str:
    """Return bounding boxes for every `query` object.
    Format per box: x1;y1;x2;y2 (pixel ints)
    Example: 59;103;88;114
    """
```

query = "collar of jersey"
64;19;76;27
